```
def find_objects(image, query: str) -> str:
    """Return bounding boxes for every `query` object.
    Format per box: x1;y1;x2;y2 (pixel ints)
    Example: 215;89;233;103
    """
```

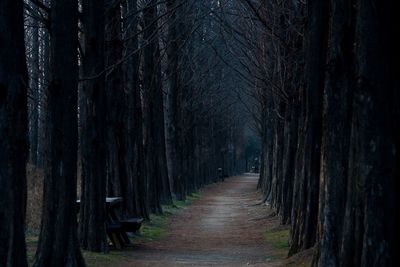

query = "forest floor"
27;174;312;266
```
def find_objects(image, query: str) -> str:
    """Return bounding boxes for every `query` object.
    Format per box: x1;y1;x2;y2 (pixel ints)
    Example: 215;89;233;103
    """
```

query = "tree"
143;0;172;214
289;0;328;255
33;0;85;265
124;0;150;219
0;1;29;266
317;0;355;265
104;0;127;203
339;0;399;265
166;0;185;200
78;0;108;253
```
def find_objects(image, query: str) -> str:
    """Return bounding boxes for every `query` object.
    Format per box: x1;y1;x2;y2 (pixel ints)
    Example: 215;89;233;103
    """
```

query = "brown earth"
110;174;289;267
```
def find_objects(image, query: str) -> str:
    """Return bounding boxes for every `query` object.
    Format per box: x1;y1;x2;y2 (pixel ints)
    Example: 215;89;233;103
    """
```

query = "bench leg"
108;232;123;249
113;233;123;249
121;232;131;245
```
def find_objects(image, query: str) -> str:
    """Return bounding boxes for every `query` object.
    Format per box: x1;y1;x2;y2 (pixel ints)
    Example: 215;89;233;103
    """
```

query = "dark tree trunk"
280;1;303;226
317;0;355;265
167;0;185;201
0;1;28;266
143;0;172;214
290;88;306;255
257;96;268;190
271;101;284;214
78;0;108;252
154;45;173;205
124;0;149;220
263;98;274;201
105;0;133;220
33;0;85;265
340;0;399;266
289;0;328;255
105;0;127;201
281;101;299;225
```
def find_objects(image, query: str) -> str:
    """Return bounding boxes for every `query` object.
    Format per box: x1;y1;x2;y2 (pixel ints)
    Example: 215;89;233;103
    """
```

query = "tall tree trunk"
143;0;172;214
78;0;108;253
0;1;29;266
271;101;284;214
105;0;125;200
289;0;328;255
340;0;399;266
33;0;85;265
281;101;299;225
317;0;355;265
124;0;149;219
105;0;124;196
167;0;185;200
263;97;274;201
155;37;173;206
280;1;303;226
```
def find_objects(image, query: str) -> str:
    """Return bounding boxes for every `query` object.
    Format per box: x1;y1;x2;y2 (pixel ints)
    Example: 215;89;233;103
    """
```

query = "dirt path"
120;174;286;267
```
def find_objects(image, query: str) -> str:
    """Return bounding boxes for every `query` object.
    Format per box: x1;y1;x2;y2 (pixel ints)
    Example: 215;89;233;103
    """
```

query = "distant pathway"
122;174;284;267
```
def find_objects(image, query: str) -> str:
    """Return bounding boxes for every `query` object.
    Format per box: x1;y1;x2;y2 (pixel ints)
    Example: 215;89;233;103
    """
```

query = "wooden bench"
120;217;144;233
77;197;144;249
105;198;144;248
106;218;144;248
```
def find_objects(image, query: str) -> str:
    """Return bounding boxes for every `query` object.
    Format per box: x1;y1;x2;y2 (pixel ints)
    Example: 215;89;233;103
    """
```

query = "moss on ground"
263;226;290;262
132;213;169;242
264;228;290;250
25;235;38;266
170;192;201;209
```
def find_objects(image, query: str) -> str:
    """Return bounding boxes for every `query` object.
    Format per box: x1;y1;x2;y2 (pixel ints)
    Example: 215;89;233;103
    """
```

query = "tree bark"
124;0;150;219
143;0;172;214
104;0;145;221
0;1;29;266
33;0;85;265
78;0;108;253
166;0;185;200
281;101;299;225
105;0;127;202
317;0;355;265
340;0;399;266
289;0;328;255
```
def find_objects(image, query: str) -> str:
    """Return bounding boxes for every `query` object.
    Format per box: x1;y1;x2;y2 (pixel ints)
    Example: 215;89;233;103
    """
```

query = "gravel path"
121;174;285;267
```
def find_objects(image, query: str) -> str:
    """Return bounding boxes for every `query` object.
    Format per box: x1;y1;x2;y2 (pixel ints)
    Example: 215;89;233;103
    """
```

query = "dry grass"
26;164;44;233
26;162;82;233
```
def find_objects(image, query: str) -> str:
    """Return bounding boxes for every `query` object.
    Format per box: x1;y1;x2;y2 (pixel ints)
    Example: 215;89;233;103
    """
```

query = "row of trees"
224;0;399;266
1;0;250;266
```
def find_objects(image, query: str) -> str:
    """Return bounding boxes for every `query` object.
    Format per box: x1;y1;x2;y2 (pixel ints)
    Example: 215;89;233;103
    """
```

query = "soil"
113;174;288;267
